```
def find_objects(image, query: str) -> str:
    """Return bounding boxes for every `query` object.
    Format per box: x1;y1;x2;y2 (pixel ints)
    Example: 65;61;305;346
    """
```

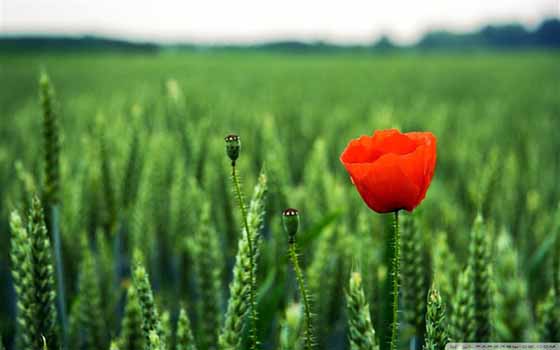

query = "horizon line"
1;15;557;46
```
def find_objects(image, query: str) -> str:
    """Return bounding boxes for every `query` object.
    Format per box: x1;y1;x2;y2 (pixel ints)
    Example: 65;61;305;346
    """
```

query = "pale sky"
0;0;558;44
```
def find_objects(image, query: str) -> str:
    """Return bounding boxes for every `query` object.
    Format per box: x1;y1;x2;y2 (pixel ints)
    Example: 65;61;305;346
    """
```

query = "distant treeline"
415;18;560;50
0;35;158;53
1;18;559;53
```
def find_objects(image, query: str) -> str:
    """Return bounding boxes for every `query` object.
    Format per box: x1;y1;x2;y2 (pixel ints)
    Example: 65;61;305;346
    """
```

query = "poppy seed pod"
225;134;240;164
282;208;299;243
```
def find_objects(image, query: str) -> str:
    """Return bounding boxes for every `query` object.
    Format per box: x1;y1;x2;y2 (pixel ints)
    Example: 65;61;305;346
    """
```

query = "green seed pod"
224;134;240;164
282;208;299;243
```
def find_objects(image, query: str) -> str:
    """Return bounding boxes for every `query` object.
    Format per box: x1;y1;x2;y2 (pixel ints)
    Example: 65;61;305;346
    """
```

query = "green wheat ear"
15;160;38;212
224;134;261;350
537;288;560;341
279;302;303;350
39;72;67;343
161;310;173;346
177;306;197;350
219;171;267;350
73;235;107;350
467;215;493;341
401;214;429;344
110;340;121;350
9;211;30;349
121;132;142;211
132;259;164;350
147;331;163;350
493;229;533;341
449;266;472;342
193;203;223;350
96;231;118;329
423;285;449;350
39;72;60;206
302;138;331;223
119;286;145;350
160;310;172;348
12;196;61;350
431;232;459;305
346;271;379;350
29;196;62;350
306;225;338;344
99;135;118;233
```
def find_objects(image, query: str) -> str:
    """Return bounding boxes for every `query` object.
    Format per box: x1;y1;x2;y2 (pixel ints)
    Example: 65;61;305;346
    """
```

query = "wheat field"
0;51;559;350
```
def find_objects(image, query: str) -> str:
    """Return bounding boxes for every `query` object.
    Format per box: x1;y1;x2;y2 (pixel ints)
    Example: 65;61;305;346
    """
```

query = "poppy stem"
390;210;400;350
288;240;314;350
231;164;259;350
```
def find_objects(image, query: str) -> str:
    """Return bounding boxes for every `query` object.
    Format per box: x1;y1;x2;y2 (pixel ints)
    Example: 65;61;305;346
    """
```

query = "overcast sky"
1;0;557;44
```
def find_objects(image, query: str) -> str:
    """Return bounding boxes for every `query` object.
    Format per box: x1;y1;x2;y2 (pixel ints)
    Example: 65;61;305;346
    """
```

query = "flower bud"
282;208;299;243
224;134;240;164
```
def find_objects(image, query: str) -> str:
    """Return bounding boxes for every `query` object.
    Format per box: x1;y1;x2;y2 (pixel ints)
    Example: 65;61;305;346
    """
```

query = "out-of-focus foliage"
0;51;559;349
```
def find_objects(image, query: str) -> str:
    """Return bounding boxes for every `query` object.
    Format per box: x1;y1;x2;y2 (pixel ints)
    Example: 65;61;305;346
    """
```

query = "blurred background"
1;0;559;51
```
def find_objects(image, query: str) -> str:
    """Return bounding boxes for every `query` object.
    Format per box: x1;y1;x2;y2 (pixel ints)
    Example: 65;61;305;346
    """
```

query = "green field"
0;51;559;349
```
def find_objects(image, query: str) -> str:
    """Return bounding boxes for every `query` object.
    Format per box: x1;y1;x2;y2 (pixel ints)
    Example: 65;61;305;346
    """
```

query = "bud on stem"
282;208;299;244
224;134;240;165
282;208;313;350
226;134;259;350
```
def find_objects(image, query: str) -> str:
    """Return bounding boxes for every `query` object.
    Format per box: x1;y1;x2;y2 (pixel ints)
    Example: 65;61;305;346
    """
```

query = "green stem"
390;211;400;350
50;204;68;348
554;227;559;297
231;164;259;350
289;242;313;350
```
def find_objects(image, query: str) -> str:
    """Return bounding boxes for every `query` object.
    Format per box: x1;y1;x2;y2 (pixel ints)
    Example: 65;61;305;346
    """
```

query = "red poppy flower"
340;129;437;213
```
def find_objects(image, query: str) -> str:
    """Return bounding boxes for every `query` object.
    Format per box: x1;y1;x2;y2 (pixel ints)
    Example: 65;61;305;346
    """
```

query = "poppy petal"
340;129;436;214
371;129;418;156
353;153;421;213
406;132;437;202
341;136;380;163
